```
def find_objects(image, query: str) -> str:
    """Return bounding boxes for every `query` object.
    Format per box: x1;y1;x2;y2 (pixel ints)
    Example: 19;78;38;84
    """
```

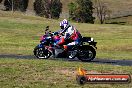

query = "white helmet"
60;19;69;29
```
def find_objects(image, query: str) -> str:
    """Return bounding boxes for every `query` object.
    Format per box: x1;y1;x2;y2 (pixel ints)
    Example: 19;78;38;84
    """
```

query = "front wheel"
78;46;96;62
34;46;51;59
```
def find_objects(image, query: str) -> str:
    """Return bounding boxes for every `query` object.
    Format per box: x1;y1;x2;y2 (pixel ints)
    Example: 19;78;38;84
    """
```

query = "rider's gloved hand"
53;32;58;35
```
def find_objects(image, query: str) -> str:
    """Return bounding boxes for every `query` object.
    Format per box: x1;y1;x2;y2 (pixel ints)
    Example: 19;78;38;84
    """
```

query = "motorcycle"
33;26;97;61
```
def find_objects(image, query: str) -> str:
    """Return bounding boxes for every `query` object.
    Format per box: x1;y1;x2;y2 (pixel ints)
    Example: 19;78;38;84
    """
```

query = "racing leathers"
56;25;82;50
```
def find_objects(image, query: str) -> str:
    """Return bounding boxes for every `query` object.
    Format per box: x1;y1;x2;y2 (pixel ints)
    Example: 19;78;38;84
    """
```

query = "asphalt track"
0;54;132;66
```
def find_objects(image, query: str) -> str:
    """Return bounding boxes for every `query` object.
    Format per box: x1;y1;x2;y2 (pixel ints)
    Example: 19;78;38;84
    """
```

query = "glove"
53;32;59;35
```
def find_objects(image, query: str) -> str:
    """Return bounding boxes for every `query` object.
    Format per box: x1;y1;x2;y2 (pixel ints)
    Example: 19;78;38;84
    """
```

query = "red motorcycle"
33;26;97;61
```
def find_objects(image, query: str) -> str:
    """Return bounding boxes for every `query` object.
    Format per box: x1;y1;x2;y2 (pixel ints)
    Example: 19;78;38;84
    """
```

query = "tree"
68;0;95;23
19;0;29;12
50;0;62;18
8;0;19;11
34;0;62;19
4;0;12;11
0;0;2;3
3;0;28;12
34;0;43;16
68;2;77;21
94;0;111;24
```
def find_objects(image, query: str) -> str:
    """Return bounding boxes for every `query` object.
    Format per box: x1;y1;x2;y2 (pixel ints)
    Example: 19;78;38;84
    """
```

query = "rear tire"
78;46;96;62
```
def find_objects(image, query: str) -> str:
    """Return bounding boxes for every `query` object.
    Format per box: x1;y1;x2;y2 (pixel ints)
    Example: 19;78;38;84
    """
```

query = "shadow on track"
0;54;132;66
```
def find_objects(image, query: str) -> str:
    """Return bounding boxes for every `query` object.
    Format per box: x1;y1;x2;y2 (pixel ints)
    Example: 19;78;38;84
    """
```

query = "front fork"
45;46;55;57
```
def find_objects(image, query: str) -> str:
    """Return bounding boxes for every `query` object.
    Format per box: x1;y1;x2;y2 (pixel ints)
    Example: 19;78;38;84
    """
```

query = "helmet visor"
60;26;64;29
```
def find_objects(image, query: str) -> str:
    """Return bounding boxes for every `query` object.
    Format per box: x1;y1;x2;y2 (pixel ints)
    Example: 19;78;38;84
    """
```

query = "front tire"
34;46;51;59
78;46;96;62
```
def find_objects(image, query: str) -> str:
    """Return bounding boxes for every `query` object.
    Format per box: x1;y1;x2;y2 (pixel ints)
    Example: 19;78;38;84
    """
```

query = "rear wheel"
78;46;96;62
34;47;51;59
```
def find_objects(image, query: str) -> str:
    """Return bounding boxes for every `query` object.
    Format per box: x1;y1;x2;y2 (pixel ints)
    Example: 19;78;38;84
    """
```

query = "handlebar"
44;26;64;37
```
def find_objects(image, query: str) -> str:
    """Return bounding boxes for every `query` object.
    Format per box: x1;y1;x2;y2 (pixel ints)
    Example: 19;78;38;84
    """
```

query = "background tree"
3;0;28;12
4;0;11;11
34;0;62;19
0;0;2;3
68;0;95;23
94;0;111;24
19;0;29;12
50;0;62;18
34;0;44;16
68;2;77;21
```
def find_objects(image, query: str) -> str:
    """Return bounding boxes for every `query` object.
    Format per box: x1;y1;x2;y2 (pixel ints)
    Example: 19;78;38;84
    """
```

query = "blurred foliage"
68;0;95;23
34;0;62;19
4;0;28;12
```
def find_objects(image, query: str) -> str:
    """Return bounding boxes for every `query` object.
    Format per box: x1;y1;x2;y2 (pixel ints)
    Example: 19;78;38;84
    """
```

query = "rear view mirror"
45;26;49;34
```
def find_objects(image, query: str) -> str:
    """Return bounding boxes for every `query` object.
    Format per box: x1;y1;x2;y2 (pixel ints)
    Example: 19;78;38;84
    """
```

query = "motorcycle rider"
55;19;82;50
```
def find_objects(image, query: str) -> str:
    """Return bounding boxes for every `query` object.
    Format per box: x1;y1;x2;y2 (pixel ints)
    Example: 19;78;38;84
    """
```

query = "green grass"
0;58;132;88
106;16;132;25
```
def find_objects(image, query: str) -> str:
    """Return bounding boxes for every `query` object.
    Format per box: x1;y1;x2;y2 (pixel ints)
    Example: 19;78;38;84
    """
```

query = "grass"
0;58;132;88
106;16;132;25
0;11;132;88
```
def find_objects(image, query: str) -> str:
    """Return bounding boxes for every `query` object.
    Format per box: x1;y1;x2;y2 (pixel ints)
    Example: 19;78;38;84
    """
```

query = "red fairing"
70;29;80;40
58;37;65;45
40;36;44;41
53;35;60;42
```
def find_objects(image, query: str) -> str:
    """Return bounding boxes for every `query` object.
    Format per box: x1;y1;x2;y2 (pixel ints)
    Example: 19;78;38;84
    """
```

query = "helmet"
60;19;69;29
